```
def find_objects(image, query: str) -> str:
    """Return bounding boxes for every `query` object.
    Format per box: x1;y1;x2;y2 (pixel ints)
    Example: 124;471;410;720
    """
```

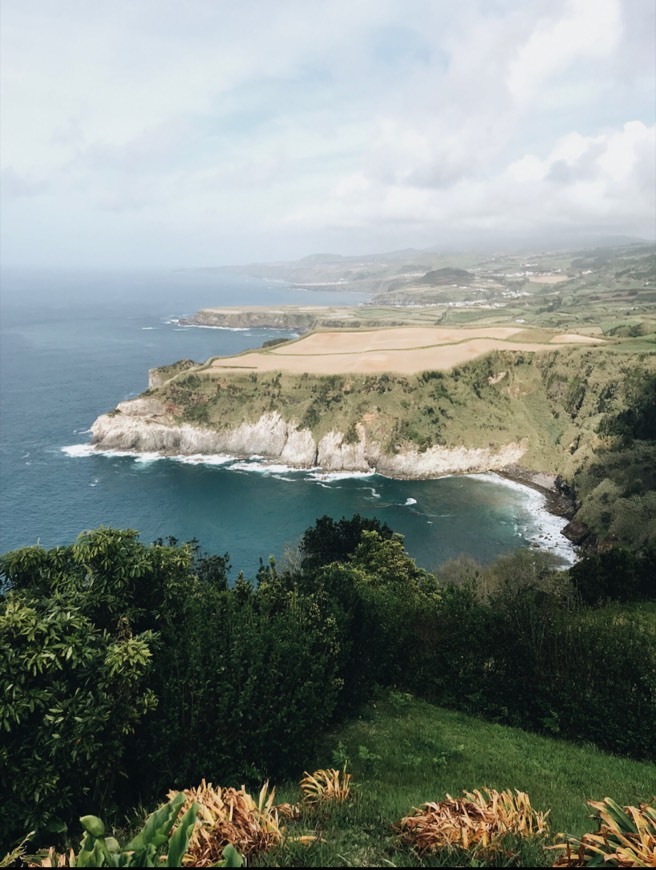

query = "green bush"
299;514;394;571
417;552;656;758
133;574;346;792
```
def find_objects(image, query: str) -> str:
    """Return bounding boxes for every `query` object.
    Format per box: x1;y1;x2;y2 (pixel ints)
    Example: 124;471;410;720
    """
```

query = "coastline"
63;438;580;565
497;464;575;518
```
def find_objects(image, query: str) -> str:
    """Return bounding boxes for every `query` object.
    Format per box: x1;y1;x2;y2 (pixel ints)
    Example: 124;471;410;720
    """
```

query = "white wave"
134;452;163;464
176;453;236;467
174;323;253;331
141;326;156;330
308;470;376;482
363;486;381;498
63;443;241;468
404;497;417;506
62;444;159;462
228;460;302;475
468;472;578;565
62;443;96;457
524;513;578;566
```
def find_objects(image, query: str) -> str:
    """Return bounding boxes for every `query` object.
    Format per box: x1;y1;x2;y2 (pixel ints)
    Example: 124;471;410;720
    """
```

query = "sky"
1;0;655;268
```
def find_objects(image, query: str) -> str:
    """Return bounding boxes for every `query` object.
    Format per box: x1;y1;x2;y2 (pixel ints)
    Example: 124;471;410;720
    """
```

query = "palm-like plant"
300;767;352;807
550;797;656;867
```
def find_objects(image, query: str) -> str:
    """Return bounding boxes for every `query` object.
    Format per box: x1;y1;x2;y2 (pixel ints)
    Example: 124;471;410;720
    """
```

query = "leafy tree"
0;591;156;844
0;528;193;848
569;544;656;604
598;370;656;442
299;514;394;571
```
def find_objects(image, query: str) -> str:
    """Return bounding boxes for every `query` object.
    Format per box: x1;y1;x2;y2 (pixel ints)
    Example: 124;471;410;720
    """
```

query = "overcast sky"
1;0;654;268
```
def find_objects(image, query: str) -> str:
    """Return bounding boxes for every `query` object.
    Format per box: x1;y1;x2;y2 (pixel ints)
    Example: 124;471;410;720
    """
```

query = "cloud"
0;0;653;267
287;121;655;239
1;167;48;198
507;0;622;102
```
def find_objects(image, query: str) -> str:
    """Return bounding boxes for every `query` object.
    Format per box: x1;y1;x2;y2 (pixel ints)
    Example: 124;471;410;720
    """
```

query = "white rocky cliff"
90;397;527;478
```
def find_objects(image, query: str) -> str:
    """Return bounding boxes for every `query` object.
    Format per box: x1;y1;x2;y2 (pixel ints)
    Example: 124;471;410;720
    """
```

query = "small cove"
1;268;576;575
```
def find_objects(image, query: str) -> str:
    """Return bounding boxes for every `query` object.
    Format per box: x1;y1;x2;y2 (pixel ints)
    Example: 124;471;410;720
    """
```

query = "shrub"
299;514;394;571
0;582;157;845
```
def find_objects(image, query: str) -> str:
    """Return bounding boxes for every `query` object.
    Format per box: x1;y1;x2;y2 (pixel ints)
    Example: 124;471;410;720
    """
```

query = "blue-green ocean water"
0;269;575;577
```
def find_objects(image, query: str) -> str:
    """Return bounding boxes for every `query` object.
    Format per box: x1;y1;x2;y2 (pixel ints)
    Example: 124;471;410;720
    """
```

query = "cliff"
91;399;527;479
89;345;656;548
179;307;320;330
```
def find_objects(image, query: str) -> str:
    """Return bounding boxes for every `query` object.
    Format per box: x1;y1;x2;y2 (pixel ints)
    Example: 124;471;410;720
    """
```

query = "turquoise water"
0;269;574;577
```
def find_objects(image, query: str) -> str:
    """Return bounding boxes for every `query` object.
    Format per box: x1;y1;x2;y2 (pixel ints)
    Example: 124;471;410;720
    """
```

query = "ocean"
0;268;576;577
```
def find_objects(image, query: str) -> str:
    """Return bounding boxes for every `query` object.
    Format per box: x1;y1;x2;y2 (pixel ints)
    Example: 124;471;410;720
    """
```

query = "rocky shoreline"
89;398;587;551
498;465;591;547
91;400;527;478
178;307;319;331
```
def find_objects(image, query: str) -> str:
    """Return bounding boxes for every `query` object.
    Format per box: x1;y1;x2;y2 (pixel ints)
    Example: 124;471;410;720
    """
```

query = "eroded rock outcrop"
91;399;527;478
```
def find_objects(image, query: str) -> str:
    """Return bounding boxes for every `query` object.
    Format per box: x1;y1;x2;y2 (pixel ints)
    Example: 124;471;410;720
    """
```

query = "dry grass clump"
397;788;549;858
167;779;283;865
300;767;352;808
275;802;303;821
550;798;656;867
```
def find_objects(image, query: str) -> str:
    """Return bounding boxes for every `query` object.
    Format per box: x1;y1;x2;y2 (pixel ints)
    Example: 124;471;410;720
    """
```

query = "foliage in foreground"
551;798;656;868
18;782;656;868
1;517;655;851
6;695;656;867
21;793;242;868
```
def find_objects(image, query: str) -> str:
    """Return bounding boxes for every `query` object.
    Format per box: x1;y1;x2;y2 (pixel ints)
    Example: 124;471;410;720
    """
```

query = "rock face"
91;399;527;478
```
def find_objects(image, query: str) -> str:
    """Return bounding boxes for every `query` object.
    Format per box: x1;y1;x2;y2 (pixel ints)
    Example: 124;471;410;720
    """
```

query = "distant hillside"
420;267;474;285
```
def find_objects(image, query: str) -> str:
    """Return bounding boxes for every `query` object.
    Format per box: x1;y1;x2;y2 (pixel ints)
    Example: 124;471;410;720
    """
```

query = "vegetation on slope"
2;519;655;856
145;346;656;548
262;693;656;867
8;696;656;866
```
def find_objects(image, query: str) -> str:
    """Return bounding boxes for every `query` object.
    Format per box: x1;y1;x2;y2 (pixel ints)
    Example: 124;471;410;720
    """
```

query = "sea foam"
469;472;577;566
308;470;377;482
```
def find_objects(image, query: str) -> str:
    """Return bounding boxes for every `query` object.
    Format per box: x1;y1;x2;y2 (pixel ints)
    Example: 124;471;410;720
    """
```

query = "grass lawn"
256;692;656;867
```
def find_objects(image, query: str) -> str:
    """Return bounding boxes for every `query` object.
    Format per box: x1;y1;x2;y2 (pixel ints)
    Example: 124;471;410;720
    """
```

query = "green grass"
254;693;656;867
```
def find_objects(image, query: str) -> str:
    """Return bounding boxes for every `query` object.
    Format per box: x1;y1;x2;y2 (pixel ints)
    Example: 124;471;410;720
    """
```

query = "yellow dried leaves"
167;779;283;866
397;787;549;858
300;767;352;807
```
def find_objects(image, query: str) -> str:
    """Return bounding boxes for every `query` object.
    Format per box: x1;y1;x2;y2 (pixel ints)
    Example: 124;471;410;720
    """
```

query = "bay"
0;268;575;576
